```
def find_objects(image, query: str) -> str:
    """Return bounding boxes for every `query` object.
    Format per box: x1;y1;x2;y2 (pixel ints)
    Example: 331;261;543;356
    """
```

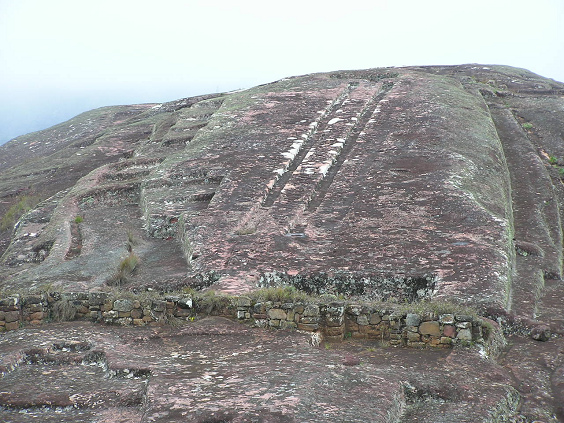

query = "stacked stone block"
0;296;21;332
0;292;484;348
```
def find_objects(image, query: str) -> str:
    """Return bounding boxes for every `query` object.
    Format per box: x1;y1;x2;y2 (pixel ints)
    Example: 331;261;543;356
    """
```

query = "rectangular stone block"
419;321;441;336
267;308;287;320
325;316;344;327
4;311;20;323
5;321;19;331
29;304;44;312
456;328;472;341
131;309;143;319
442;324;456;337
29;311;43;321
303;305;320;317
298;323;319;331
407;331;421;342
439;314;455;324
456;321;471;329
357;315;369;326
369;313;382;325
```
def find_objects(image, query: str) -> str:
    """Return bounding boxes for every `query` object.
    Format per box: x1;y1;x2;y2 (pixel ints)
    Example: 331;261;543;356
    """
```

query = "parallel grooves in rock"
261;83;357;207
307;83;392;212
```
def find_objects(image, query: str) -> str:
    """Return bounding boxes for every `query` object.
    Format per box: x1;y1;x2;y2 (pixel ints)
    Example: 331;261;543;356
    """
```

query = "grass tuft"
51;298;77;322
249;286;314;303
0;195;42;231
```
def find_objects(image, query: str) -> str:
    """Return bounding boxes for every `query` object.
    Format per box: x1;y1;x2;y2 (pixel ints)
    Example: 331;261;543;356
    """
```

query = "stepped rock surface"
1;64;564;421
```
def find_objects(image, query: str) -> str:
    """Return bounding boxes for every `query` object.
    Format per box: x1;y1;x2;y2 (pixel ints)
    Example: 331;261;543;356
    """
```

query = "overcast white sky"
1;0;563;144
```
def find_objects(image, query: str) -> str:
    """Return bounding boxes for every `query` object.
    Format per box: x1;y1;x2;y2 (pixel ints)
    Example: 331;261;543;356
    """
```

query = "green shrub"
549;156;558;165
522;122;533;130
74;216;84;224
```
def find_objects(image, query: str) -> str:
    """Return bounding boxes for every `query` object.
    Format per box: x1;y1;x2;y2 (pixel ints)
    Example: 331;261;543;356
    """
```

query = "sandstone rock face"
1;64;562;324
1;63;564;421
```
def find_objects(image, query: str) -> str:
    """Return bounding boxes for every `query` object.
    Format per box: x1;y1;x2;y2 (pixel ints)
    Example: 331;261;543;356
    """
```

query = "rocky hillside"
2;64;564;422
3;64;564;319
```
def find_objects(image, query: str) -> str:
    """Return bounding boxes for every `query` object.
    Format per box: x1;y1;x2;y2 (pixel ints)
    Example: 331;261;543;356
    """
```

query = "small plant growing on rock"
549;156;558;165
522;122;533;130
109;252;140;287
126;229;138;252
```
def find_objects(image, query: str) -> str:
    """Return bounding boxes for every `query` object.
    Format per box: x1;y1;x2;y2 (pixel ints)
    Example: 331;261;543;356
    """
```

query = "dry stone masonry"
0;292;490;349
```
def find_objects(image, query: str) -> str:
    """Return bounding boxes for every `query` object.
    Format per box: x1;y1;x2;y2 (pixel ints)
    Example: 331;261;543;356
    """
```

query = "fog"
1;0;563;145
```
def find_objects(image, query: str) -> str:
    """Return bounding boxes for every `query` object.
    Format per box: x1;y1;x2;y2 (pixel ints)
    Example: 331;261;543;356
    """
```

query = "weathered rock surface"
1;64;564;421
0;319;525;423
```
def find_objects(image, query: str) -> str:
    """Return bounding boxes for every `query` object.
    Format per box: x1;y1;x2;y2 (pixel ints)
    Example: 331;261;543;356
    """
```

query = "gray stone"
103;310;119;319
152;300;167;312
303;305;320;317
456;328;473;341
113;299;134;313
357;315;369;326
325;315;344;327
439;314;455;325
237;296;251;307
267;308;287;320
4;311;20;323
405;313;420;327
407;331;421;342
530;325;551;342
456;321;471;329
347;305;361;316
369;313;382;325
178;296;193;309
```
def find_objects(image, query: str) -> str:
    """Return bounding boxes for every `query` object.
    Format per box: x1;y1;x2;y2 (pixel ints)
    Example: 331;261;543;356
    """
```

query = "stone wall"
237;297;484;347
0;292;490;348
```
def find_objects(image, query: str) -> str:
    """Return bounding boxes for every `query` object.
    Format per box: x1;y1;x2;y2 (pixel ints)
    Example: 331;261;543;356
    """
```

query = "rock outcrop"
2;64;564;320
2;64;564;421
